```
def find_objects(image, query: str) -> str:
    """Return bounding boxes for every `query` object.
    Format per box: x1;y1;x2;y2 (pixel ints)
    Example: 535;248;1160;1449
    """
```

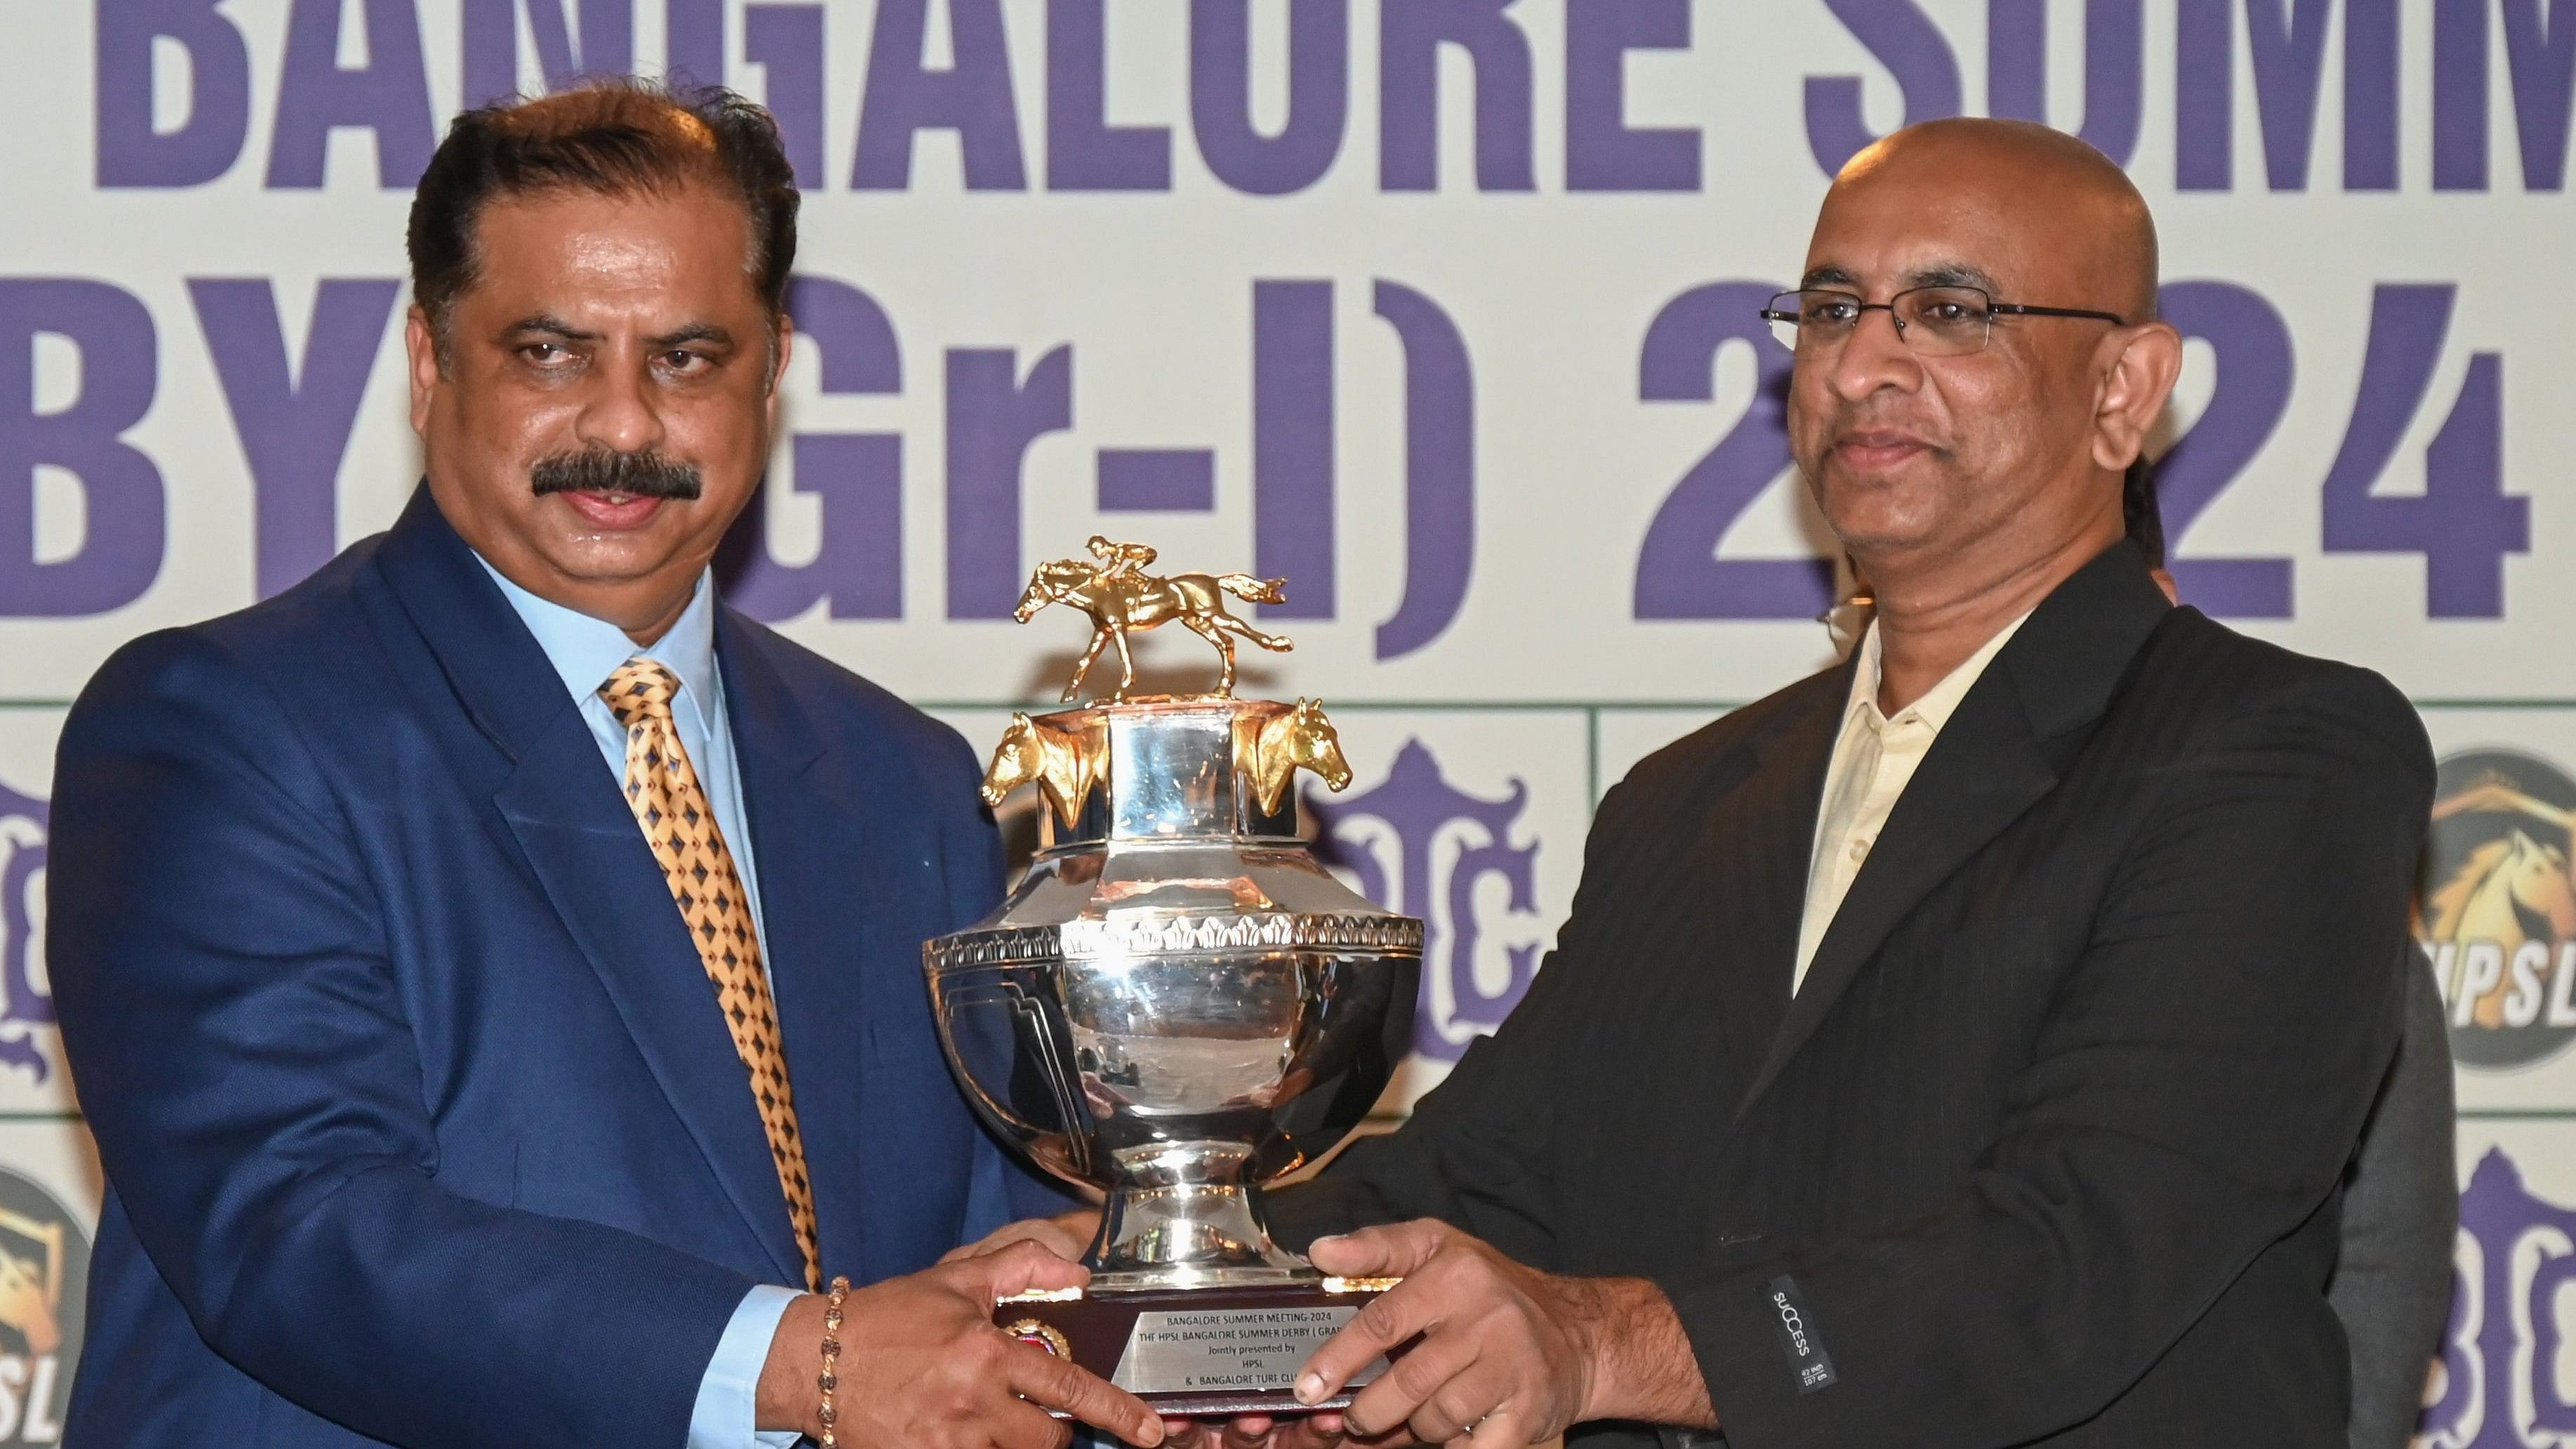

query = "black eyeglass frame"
1759;286;2127;355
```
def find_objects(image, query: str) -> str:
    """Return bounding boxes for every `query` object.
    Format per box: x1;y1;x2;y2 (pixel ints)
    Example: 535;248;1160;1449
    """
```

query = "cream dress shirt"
1790;611;2033;994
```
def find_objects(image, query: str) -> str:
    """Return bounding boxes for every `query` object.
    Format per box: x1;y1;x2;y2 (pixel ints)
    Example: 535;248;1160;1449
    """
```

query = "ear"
765;311;796;422
403;305;441;439
2089;319;2184;473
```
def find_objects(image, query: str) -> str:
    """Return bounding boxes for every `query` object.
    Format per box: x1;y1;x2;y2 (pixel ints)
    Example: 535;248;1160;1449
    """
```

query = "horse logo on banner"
0;786;47;1085
0;1165;87;1444
1309;739;1544;1062
2419;749;2576;1071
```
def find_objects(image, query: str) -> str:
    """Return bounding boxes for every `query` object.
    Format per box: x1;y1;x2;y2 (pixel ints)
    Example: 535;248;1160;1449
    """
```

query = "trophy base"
996;1278;1400;1417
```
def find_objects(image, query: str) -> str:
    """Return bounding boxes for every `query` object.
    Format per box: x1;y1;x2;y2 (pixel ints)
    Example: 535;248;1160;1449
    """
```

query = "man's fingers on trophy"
1003;1340;1166;1446
1194;1408;1347;1449
1026;1208;1102;1259
1462;1408;1533;1449
1297;1275;1434;1407
1152;1413;1255;1449
1307;1219;1451;1279
1333;1417;1420;1449
989;1394;1079;1449
938;1231;1013;1264
1263;1410;1353;1449
942;1210;1099;1264
1403;1361;1518;1445
1223;1411;1288;1449
1339;1327;1474;1438
970;1236;1094;1297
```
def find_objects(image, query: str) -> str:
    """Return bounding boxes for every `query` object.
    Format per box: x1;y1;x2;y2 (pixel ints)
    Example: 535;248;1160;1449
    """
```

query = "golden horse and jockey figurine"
985;539;1352;830
1013;536;1294;702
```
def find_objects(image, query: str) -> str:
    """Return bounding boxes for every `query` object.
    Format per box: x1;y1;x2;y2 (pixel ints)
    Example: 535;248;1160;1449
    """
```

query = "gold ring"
1003;1318;1073;1359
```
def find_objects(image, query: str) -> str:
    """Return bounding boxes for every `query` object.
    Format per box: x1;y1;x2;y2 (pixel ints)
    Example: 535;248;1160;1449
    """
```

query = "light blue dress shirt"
478;557;803;1449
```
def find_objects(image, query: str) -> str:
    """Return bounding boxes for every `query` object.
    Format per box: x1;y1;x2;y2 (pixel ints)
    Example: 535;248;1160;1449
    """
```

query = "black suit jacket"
1268;541;2433;1448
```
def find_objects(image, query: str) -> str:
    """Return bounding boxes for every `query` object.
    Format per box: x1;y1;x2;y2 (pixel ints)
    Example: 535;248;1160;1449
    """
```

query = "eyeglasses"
1760;286;2126;357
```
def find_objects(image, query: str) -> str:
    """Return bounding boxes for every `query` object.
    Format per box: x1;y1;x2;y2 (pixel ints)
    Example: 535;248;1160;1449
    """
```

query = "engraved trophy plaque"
925;538;1422;1415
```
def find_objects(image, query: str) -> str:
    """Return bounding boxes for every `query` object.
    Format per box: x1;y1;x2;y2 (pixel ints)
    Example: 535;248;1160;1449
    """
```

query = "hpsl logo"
1309;740;1547;1062
2419;750;2576;1071
0;786;49;1085
2422;1149;2576;1447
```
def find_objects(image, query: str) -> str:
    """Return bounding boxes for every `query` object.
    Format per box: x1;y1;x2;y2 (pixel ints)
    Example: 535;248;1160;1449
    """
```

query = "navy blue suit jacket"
49;489;1048;1446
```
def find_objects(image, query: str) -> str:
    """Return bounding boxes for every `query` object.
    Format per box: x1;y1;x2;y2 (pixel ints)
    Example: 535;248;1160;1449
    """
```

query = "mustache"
1811;406;1953;457
529;449;704;501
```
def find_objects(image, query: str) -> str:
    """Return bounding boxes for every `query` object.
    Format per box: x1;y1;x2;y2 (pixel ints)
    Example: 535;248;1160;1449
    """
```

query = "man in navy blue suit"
47;80;1163;1449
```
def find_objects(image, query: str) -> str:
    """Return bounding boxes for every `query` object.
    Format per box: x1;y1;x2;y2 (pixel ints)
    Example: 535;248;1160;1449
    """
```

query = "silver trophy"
924;539;1421;1413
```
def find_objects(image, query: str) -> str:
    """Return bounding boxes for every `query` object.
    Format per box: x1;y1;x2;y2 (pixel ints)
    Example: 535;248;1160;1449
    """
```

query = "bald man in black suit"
1229;119;2431;1449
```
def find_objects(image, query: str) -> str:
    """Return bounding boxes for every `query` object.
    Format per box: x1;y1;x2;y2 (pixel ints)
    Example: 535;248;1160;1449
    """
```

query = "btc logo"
2421;1149;2576;1446
0;793;44;1091
0;786;48;1085
2418;750;2576;1069
1312;740;1547;1061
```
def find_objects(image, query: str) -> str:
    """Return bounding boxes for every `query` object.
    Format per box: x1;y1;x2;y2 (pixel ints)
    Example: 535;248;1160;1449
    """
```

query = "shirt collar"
473;554;721;712
1844;607;2034;734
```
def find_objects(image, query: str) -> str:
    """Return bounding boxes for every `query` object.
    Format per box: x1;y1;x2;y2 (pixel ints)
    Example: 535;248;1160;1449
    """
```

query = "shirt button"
1849;838;1870;862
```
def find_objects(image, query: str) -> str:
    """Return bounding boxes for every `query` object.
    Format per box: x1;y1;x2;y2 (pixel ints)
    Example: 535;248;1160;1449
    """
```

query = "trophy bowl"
926;694;1422;1412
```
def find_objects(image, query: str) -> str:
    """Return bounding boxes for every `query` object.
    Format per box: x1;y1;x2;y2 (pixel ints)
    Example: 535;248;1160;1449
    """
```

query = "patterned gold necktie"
600;659;821;1291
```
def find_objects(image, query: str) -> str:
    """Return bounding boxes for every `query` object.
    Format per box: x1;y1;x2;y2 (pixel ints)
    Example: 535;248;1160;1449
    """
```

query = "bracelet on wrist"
818;1275;850;1447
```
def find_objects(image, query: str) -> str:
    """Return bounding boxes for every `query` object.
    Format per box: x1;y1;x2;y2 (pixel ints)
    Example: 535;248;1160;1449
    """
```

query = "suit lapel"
1736;672;2058;1114
1697;684;1843;1111
372;486;807;1287
1556;670;1842;1242
717;613;885;1283
494;722;808;1286
1735;541;2174;1116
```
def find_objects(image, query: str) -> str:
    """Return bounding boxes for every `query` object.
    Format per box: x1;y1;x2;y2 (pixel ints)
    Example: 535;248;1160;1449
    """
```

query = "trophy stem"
1086;1140;1313;1291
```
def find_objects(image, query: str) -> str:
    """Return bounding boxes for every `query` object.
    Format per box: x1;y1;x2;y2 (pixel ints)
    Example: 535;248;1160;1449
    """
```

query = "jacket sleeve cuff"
1654;1262;1837;1448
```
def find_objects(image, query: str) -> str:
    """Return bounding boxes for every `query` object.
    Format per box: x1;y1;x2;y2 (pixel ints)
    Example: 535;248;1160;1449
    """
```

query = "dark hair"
407;77;798;355
2122;454;2166;568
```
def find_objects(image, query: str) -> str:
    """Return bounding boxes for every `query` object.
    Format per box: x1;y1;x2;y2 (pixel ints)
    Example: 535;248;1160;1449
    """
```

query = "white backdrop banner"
1;1;2570;1441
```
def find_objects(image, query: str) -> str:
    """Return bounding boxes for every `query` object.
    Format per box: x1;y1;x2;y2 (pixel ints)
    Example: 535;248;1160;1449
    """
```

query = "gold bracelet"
818;1276;851;1448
